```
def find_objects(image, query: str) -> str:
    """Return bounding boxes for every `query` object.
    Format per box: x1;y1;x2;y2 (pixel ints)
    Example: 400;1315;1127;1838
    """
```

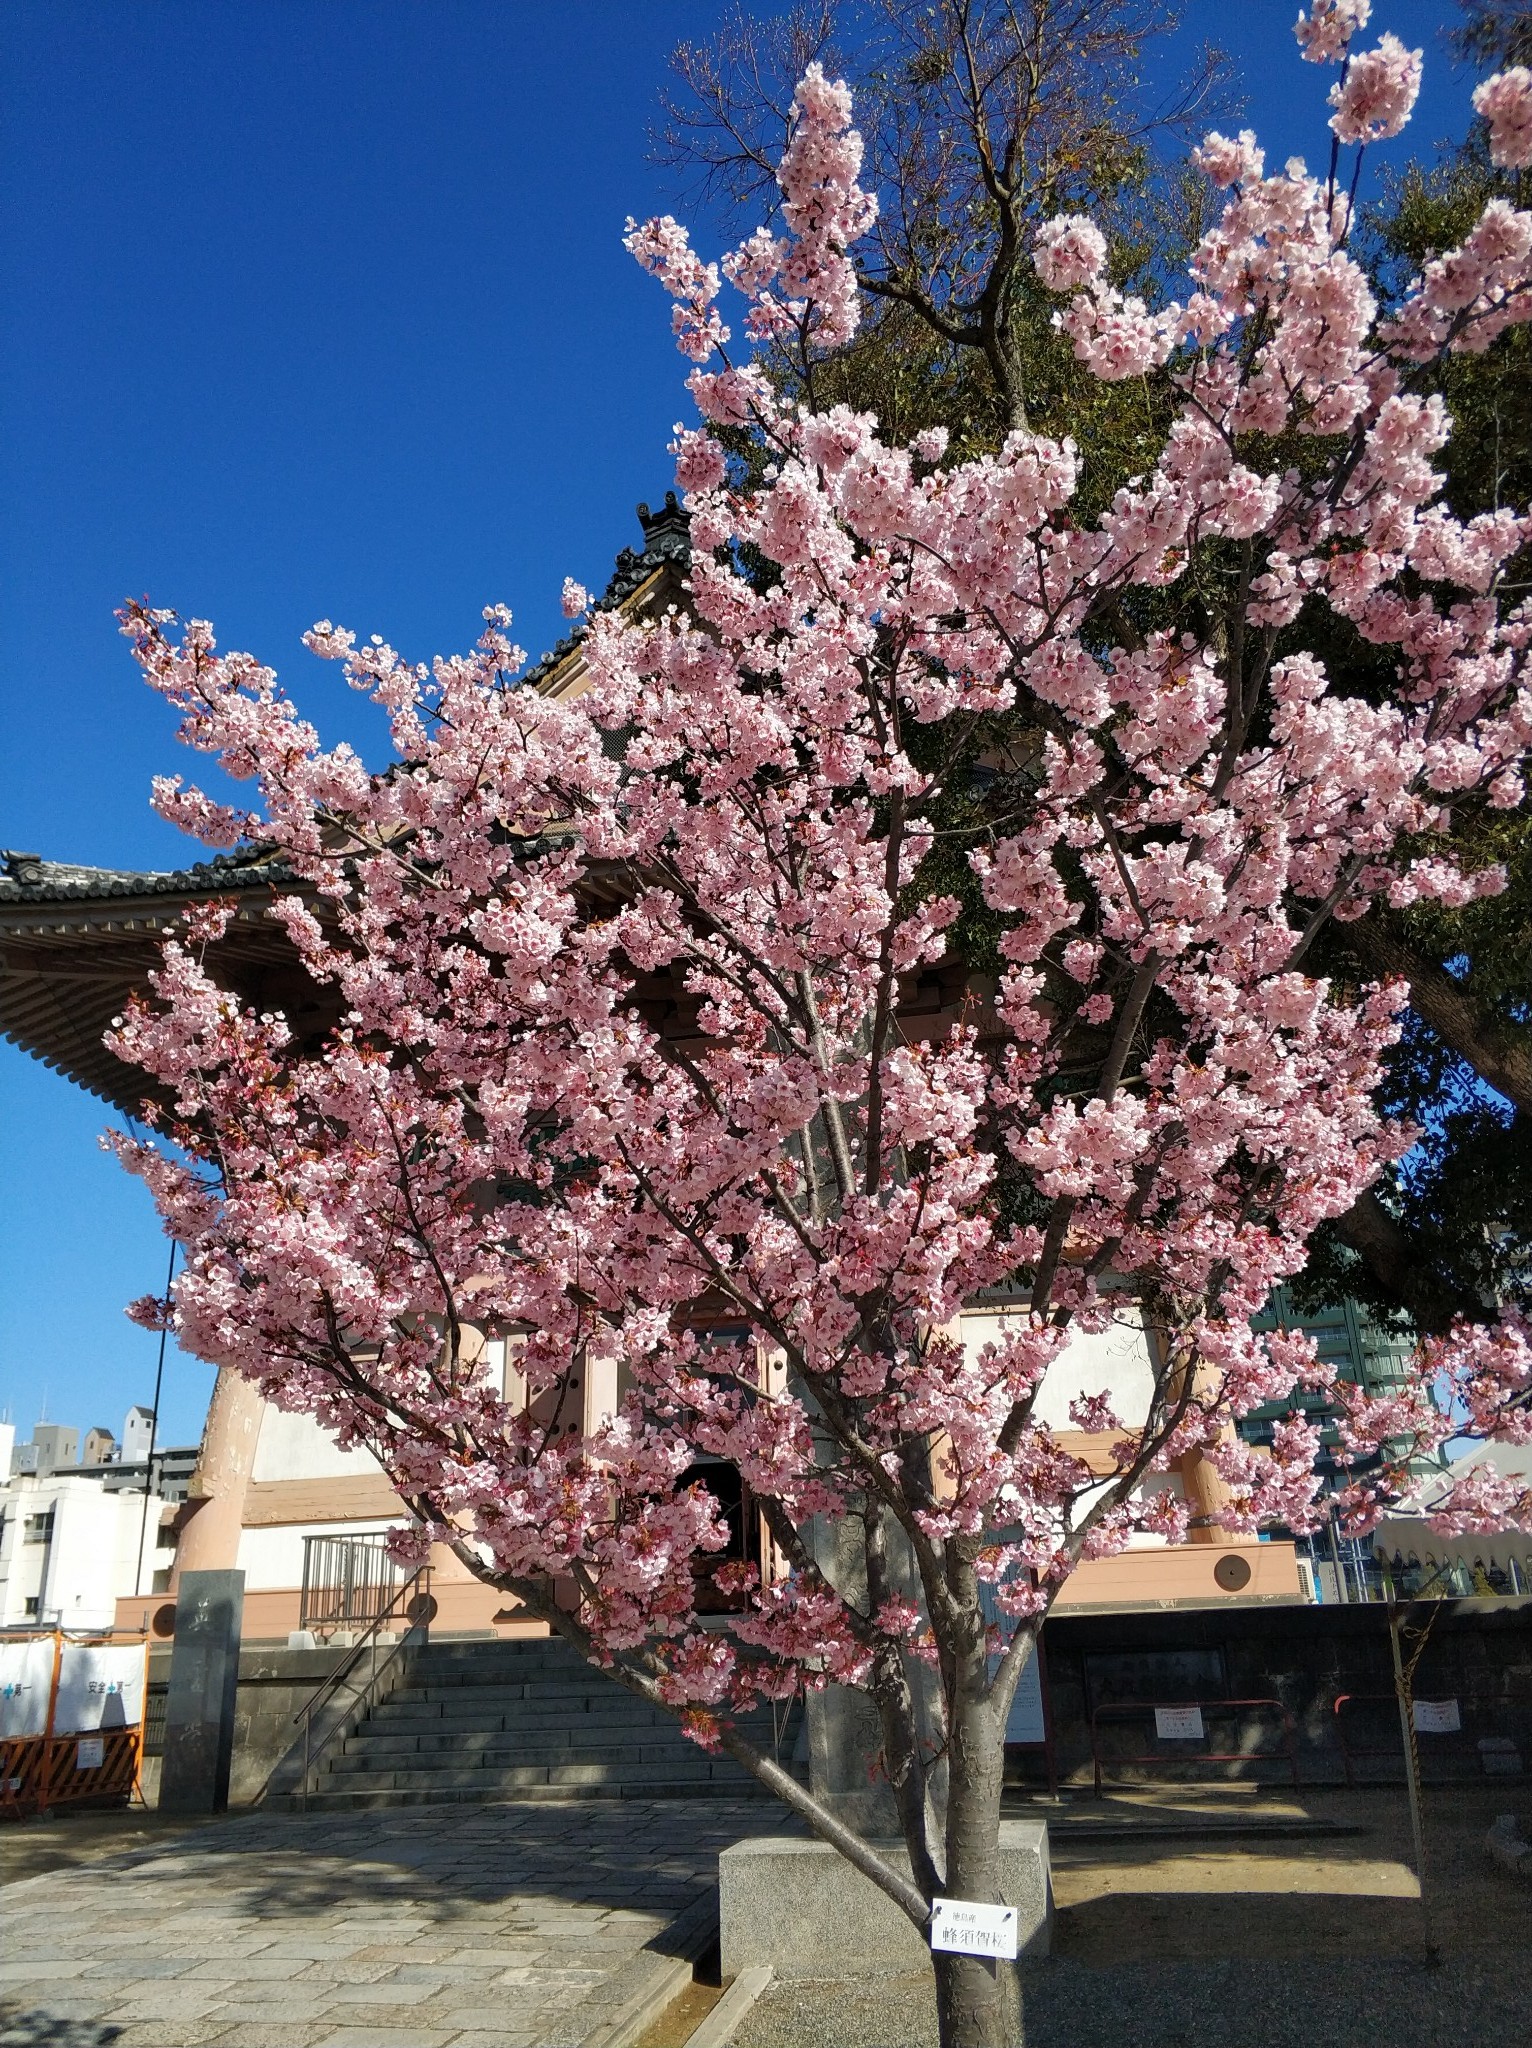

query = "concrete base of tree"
718;1821;1052;1979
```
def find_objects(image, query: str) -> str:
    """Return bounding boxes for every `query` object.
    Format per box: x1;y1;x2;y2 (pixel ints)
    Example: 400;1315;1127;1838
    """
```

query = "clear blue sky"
0;0;1477;1449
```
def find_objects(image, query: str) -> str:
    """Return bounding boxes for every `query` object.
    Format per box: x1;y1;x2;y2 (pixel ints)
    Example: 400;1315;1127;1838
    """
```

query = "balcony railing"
299;1533;406;1636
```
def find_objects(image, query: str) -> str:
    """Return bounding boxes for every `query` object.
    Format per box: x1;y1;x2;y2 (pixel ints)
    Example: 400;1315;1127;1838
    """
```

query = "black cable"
132;1239;177;1613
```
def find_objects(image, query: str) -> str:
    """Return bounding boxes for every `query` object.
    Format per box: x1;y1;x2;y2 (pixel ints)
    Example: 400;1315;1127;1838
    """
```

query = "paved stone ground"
0;1799;784;2048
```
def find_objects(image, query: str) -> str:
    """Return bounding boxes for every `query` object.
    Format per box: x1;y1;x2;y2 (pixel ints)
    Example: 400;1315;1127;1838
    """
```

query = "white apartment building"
0;1467;175;1632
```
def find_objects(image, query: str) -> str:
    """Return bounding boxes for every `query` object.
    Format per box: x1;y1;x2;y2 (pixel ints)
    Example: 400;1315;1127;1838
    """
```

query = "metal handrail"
1330;1685;1519;1786
289;1567;432;1812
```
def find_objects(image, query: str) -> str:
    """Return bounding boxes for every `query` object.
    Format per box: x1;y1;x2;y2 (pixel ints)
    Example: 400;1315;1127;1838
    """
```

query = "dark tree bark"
933;1662;1019;2047
1345;909;1532;1118
1331;1187;1488;1335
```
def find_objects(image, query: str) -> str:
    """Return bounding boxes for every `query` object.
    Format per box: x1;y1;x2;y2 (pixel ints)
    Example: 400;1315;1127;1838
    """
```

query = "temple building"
2;501;1306;1646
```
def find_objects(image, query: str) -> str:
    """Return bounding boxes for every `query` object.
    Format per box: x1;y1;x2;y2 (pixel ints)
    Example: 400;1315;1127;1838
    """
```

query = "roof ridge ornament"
636;489;690;547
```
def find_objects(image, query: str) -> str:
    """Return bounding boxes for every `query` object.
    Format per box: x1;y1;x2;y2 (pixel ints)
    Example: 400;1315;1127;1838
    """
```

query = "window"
23;1511;53;1544
23;1597;39;1617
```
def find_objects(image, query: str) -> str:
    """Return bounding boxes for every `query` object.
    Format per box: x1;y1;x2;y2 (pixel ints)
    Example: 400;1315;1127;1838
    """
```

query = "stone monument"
159;1568;245;1814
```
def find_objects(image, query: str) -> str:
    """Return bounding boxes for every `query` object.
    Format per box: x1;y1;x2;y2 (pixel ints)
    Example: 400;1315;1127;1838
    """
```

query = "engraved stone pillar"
159;1569;245;1814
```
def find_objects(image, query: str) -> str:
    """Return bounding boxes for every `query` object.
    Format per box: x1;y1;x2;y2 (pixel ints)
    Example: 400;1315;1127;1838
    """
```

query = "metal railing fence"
287;1569;434;1812
300;1533;407;1635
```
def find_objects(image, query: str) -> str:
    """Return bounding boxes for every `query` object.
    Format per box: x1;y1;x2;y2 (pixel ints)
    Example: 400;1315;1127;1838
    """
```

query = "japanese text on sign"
930;1898;1019;1960
1412;1698;1461;1734
1154;1705;1205;1741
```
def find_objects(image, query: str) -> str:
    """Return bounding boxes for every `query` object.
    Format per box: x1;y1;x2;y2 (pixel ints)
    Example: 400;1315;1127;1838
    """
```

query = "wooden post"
1389;1605;1439;1965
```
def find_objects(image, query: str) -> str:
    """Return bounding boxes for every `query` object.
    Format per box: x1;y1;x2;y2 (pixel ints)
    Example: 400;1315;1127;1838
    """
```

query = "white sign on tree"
930;1899;1020;1960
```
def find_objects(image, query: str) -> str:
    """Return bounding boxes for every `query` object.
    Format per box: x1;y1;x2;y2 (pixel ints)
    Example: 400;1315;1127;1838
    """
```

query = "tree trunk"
930;1681;1021;2048
1332;1186;1488;1334
933;1937;1020;2048
1344;909;1532;1117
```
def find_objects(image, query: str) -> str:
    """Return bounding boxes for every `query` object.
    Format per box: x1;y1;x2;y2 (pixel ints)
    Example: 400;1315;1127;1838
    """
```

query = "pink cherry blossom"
1474;67;1532;169
1193;130;1265;189
100;34;1532;1996
1328;33;1422;145
1295;0;1371;65
1033;214;1108;291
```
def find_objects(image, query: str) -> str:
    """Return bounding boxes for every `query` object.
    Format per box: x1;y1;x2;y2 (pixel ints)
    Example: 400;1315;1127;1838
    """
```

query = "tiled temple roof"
523;491;690;694
0;847;291;908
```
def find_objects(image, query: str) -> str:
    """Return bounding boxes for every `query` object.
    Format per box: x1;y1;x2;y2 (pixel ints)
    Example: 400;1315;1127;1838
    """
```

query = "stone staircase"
296;1636;801;1810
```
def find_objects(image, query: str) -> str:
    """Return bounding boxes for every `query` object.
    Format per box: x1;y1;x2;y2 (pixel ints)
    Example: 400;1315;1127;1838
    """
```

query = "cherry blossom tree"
112;14;1532;2046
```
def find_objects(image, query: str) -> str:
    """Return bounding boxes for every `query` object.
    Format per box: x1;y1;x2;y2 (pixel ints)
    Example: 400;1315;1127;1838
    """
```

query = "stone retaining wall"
142;1642;353;1806
134;1599;1532;1807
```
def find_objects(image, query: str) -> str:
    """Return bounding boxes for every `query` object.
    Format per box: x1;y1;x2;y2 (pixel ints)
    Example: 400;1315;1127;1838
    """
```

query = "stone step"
284;1635;800;1814
325;1737;767;1775
404;1639;568;1660
369;1692;675;1723
363;1712;671;1740
317;1758;733;1791
365;1710;787;1748
400;1662;593;1685
389;1657;598;1682
376;1682;656;1712
396;1653;595;1683
344;1724;773;1758
364;1696;782;1729
330;1738;714;1769
286;1775;783;1812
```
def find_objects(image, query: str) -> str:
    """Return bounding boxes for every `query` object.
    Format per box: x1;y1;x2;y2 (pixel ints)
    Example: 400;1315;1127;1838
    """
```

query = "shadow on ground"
0;2010;120;2047
2;1797;794;1939
737;1956;1532;2048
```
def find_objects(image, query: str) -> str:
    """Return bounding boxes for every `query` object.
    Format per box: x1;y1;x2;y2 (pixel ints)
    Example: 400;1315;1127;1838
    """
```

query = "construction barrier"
0;1632;149;1818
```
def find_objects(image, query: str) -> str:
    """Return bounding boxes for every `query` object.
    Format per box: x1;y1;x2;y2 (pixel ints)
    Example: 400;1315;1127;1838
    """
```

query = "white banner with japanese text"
53;1645;145;1734
0;1639;57;1739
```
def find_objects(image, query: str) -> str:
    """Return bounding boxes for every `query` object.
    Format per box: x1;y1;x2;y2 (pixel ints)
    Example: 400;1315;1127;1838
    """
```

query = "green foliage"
1453;0;1532;73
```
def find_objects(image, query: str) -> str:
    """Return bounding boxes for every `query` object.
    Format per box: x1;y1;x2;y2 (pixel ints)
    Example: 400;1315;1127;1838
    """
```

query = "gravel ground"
738;1783;1532;2048
736;1956;1532;2048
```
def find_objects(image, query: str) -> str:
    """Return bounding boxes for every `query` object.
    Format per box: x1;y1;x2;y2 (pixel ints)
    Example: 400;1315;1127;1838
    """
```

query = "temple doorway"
678;1457;763;1612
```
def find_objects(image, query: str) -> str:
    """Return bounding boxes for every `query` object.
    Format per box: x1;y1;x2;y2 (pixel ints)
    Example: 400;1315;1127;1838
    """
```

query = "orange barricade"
0;1632;149;1819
